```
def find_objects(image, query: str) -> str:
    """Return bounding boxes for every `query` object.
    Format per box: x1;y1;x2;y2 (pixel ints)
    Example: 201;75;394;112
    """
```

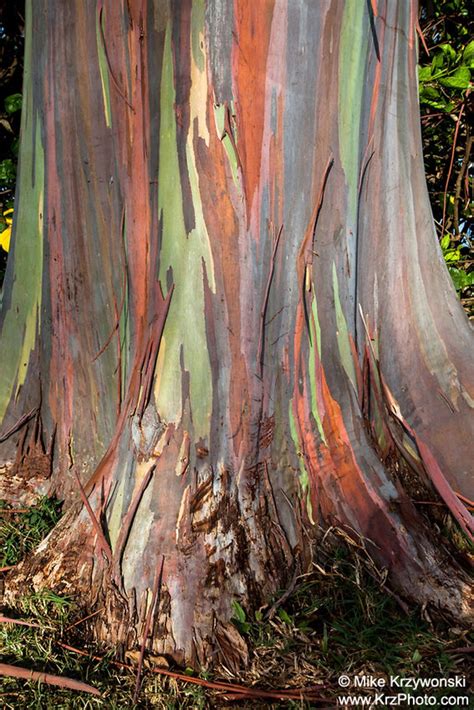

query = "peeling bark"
1;0;472;668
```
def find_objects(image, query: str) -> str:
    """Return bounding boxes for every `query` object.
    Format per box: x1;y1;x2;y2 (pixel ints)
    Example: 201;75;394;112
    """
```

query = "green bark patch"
155;24;213;439
0;68;44;420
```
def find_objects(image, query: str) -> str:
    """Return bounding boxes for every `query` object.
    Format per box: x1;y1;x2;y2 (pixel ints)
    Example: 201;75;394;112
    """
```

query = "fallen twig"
454;490;474;509
0;408;38;443
57;641;329;701
0;616;53;631
64;607;105;632
266;565;299;619
447;646;474;654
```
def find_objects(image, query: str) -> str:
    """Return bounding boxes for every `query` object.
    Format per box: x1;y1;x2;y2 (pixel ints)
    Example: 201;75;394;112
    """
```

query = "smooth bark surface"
0;0;472;667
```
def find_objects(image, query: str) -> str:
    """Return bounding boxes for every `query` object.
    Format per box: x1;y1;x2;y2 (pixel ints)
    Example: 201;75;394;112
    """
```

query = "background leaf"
4;93;22;114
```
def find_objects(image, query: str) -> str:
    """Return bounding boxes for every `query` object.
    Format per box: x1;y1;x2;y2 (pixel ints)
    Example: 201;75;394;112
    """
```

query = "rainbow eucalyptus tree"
0;0;472;667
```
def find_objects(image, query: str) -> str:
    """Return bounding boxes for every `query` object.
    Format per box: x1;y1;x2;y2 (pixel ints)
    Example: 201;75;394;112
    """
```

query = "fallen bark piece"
0;663;101;697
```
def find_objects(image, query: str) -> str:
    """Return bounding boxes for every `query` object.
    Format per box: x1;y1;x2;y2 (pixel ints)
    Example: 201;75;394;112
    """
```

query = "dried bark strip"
0;663;101;697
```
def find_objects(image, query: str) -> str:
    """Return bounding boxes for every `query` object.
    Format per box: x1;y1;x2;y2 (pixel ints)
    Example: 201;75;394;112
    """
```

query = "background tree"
0;3;24;276
0;0;472;668
418;0;474;311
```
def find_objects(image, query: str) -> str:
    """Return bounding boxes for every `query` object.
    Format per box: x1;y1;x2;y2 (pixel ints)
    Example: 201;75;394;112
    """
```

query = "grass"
0;501;472;708
0;497;62;567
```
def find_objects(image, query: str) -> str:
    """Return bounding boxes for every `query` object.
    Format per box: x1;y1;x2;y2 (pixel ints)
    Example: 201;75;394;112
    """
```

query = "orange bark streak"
233;0;275;215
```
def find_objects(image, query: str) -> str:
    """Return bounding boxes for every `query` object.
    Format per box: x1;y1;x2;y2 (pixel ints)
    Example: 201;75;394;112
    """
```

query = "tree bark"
0;0;472;668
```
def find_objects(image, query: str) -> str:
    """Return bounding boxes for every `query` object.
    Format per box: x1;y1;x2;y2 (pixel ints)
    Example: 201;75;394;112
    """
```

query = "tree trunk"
1;0;472;668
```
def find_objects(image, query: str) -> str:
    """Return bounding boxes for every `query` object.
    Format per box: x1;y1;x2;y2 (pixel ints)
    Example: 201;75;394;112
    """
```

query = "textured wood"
1;0;472;667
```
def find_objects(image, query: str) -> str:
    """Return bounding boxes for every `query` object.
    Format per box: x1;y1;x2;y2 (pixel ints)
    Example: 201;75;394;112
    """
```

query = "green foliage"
0;201;13;230
0;497;62;567
19;589;74;624
463;40;474;67
4;92;22;115
9;136;19;156
0;158;16;184
439;227;473;295
440;233;460;262
231;600;251;634
418;38;472;111
0;5;24;284
448;267;474;291
277;608;292;625
418;0;474;308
